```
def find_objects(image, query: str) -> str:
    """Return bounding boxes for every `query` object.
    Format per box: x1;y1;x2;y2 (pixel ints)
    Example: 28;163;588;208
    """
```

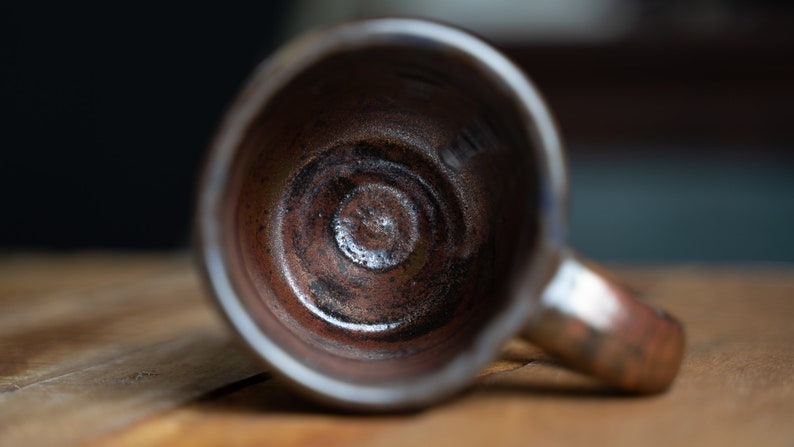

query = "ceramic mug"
196;18;684;410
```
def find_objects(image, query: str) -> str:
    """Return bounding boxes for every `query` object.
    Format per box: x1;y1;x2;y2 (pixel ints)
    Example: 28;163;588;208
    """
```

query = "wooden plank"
1;256;793;447
0;252;186;305
91;266;794;447
1;260;206;390
0;254;264;447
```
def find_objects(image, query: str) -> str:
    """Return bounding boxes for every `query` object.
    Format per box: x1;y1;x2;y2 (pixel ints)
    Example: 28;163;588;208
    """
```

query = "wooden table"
1;253;792;446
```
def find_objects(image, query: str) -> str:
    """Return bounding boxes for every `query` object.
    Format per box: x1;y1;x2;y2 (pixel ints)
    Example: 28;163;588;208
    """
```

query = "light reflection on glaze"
541;256;622;331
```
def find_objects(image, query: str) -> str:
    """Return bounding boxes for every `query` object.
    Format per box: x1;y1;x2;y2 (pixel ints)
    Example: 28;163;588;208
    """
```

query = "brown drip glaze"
227;47;538;382
197;18;684;408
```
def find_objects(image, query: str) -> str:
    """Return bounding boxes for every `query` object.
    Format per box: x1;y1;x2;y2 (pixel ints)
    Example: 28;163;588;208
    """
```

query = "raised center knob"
332;183;419;270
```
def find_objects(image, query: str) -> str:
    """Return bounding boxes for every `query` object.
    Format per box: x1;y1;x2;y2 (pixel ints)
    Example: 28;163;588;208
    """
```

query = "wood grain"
0;254;263;447
1;255;792;447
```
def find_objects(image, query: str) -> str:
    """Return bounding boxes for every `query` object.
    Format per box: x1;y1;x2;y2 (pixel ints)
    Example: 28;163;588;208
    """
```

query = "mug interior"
216;33;542;391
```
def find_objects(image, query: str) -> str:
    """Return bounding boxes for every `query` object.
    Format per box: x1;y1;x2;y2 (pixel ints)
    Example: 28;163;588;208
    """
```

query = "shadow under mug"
196;18;684;410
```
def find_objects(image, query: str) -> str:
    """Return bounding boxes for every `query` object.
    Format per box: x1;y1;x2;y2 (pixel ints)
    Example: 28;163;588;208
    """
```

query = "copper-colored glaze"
524;253;685;393
229;46;537;385
196;18;684;410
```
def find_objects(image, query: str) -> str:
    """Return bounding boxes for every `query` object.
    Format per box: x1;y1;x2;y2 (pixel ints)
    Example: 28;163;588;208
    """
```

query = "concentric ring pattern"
275;141;473;340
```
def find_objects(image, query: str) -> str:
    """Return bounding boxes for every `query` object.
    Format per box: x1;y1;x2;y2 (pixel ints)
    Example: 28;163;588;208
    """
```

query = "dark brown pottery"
196;18;685;410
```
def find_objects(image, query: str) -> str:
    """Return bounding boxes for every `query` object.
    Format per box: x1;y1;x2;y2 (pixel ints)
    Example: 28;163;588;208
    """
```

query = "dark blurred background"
2;1;793;262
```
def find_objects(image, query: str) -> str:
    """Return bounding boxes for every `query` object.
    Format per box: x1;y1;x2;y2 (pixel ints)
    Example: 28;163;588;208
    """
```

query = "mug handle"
521;250;685;393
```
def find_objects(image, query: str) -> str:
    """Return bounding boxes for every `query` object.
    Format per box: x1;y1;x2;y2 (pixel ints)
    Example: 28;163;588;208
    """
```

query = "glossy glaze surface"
196;18;683;409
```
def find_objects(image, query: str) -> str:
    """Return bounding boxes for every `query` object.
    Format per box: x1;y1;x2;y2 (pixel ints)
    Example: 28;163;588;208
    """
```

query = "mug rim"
196;17;568;409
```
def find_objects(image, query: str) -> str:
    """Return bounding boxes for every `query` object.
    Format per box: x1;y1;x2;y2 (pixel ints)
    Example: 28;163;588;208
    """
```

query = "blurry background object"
283;0;639;43
2;0;793;261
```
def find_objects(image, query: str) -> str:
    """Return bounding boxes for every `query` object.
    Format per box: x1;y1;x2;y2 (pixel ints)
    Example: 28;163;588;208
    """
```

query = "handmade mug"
196;18;684;410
